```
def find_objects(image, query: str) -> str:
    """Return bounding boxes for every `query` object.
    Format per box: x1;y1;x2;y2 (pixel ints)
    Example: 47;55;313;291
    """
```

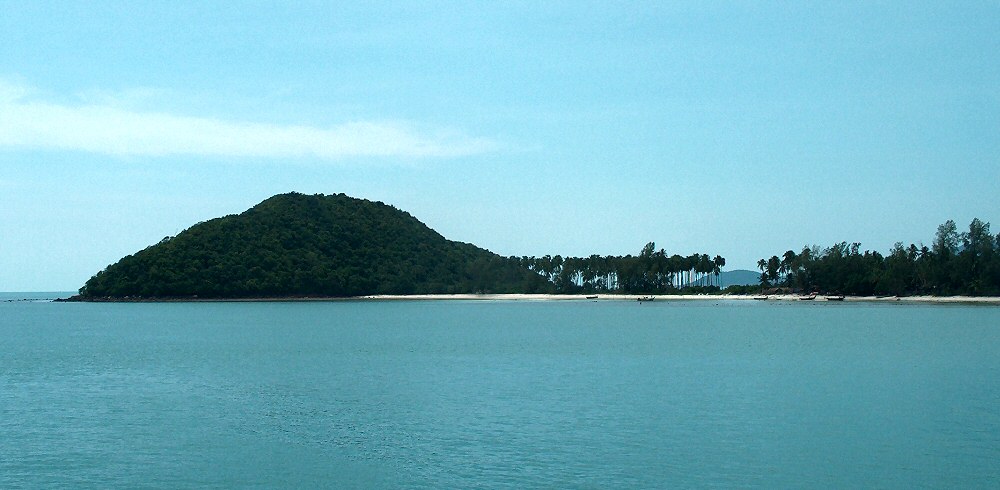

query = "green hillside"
77;193;552;299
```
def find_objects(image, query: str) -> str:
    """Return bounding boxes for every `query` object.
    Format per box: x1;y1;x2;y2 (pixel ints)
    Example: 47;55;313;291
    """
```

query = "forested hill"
76;192;552;299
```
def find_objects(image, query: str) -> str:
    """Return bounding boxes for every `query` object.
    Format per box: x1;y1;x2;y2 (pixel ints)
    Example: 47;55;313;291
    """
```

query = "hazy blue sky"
2;1;998;291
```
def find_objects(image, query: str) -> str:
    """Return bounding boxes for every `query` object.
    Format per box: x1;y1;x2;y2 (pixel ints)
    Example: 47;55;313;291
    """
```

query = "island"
69;192;554;300
64;192;998;302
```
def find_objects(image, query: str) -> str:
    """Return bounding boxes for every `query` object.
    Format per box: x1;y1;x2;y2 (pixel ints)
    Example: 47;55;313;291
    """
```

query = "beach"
359;293;1000;304
56;293;1000;304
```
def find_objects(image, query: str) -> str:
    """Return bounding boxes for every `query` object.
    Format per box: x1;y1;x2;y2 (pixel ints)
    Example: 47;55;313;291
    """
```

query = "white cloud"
0;79;33;103
0;81;497;159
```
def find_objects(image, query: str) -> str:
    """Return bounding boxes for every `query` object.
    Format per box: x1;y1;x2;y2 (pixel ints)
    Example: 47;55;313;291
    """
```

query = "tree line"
505;242;727;294
749;218;1000;296
75;192;728;299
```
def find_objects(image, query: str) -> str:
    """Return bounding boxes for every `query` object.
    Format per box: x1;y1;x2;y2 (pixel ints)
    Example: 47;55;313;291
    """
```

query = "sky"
2;1;999;291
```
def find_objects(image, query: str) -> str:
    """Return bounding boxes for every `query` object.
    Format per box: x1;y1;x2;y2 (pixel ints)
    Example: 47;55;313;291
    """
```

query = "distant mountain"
717;269;761;287
669;269;761;288
75;192;552;299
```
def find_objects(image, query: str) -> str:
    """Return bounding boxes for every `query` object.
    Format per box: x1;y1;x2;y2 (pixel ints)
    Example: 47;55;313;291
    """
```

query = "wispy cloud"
0;80;497;159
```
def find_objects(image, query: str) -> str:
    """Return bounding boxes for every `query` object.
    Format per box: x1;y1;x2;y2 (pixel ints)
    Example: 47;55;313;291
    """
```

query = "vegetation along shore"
65;192;998;302
739;218;1000;297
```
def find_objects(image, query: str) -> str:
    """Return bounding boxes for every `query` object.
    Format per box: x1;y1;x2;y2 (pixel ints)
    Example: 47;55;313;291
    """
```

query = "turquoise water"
1;291;69;302
2;298;999;488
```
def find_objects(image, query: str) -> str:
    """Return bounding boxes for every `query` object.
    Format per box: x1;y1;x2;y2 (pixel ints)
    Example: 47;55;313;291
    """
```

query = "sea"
2;293;999;488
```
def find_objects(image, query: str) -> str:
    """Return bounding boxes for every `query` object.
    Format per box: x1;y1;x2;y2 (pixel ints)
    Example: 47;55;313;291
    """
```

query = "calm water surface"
2;298;999;488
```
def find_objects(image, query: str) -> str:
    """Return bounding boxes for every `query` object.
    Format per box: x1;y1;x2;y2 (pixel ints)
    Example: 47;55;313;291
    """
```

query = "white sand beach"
65;293;1000;304
359;293;1000;304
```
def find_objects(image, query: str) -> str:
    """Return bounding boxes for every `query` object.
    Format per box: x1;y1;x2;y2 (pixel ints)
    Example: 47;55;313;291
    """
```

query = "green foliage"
515;243;727;294
723;284;763;295
79;193;552;298
756;218;1000;297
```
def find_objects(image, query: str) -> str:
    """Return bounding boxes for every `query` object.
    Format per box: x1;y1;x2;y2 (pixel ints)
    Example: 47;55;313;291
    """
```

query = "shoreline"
361;294;1000;304
55;293;1000;305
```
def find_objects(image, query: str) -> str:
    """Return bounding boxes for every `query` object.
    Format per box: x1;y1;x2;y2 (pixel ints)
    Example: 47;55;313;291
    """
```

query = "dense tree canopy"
77;193;994;299
509;244;727;295
76;193;729;299
752;218;1000;296
78;193;552;298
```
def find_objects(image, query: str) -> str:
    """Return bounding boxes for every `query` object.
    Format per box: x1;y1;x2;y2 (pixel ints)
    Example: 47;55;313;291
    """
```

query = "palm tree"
766;255;781;284
713;255;726;288
671;255;684;288
758;259;770;290
698;254;711;286
685;254;699;288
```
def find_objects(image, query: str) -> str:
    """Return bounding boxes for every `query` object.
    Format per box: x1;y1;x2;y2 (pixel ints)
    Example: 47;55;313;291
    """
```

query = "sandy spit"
59;294;1000;304
358;294;1000;304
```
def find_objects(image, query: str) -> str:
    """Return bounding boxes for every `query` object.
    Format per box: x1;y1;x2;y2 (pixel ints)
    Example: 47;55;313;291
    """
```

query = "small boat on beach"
825;295;845;301
799;293;818;300
753;295;768;300
586;295;598;300
637;296;655;302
